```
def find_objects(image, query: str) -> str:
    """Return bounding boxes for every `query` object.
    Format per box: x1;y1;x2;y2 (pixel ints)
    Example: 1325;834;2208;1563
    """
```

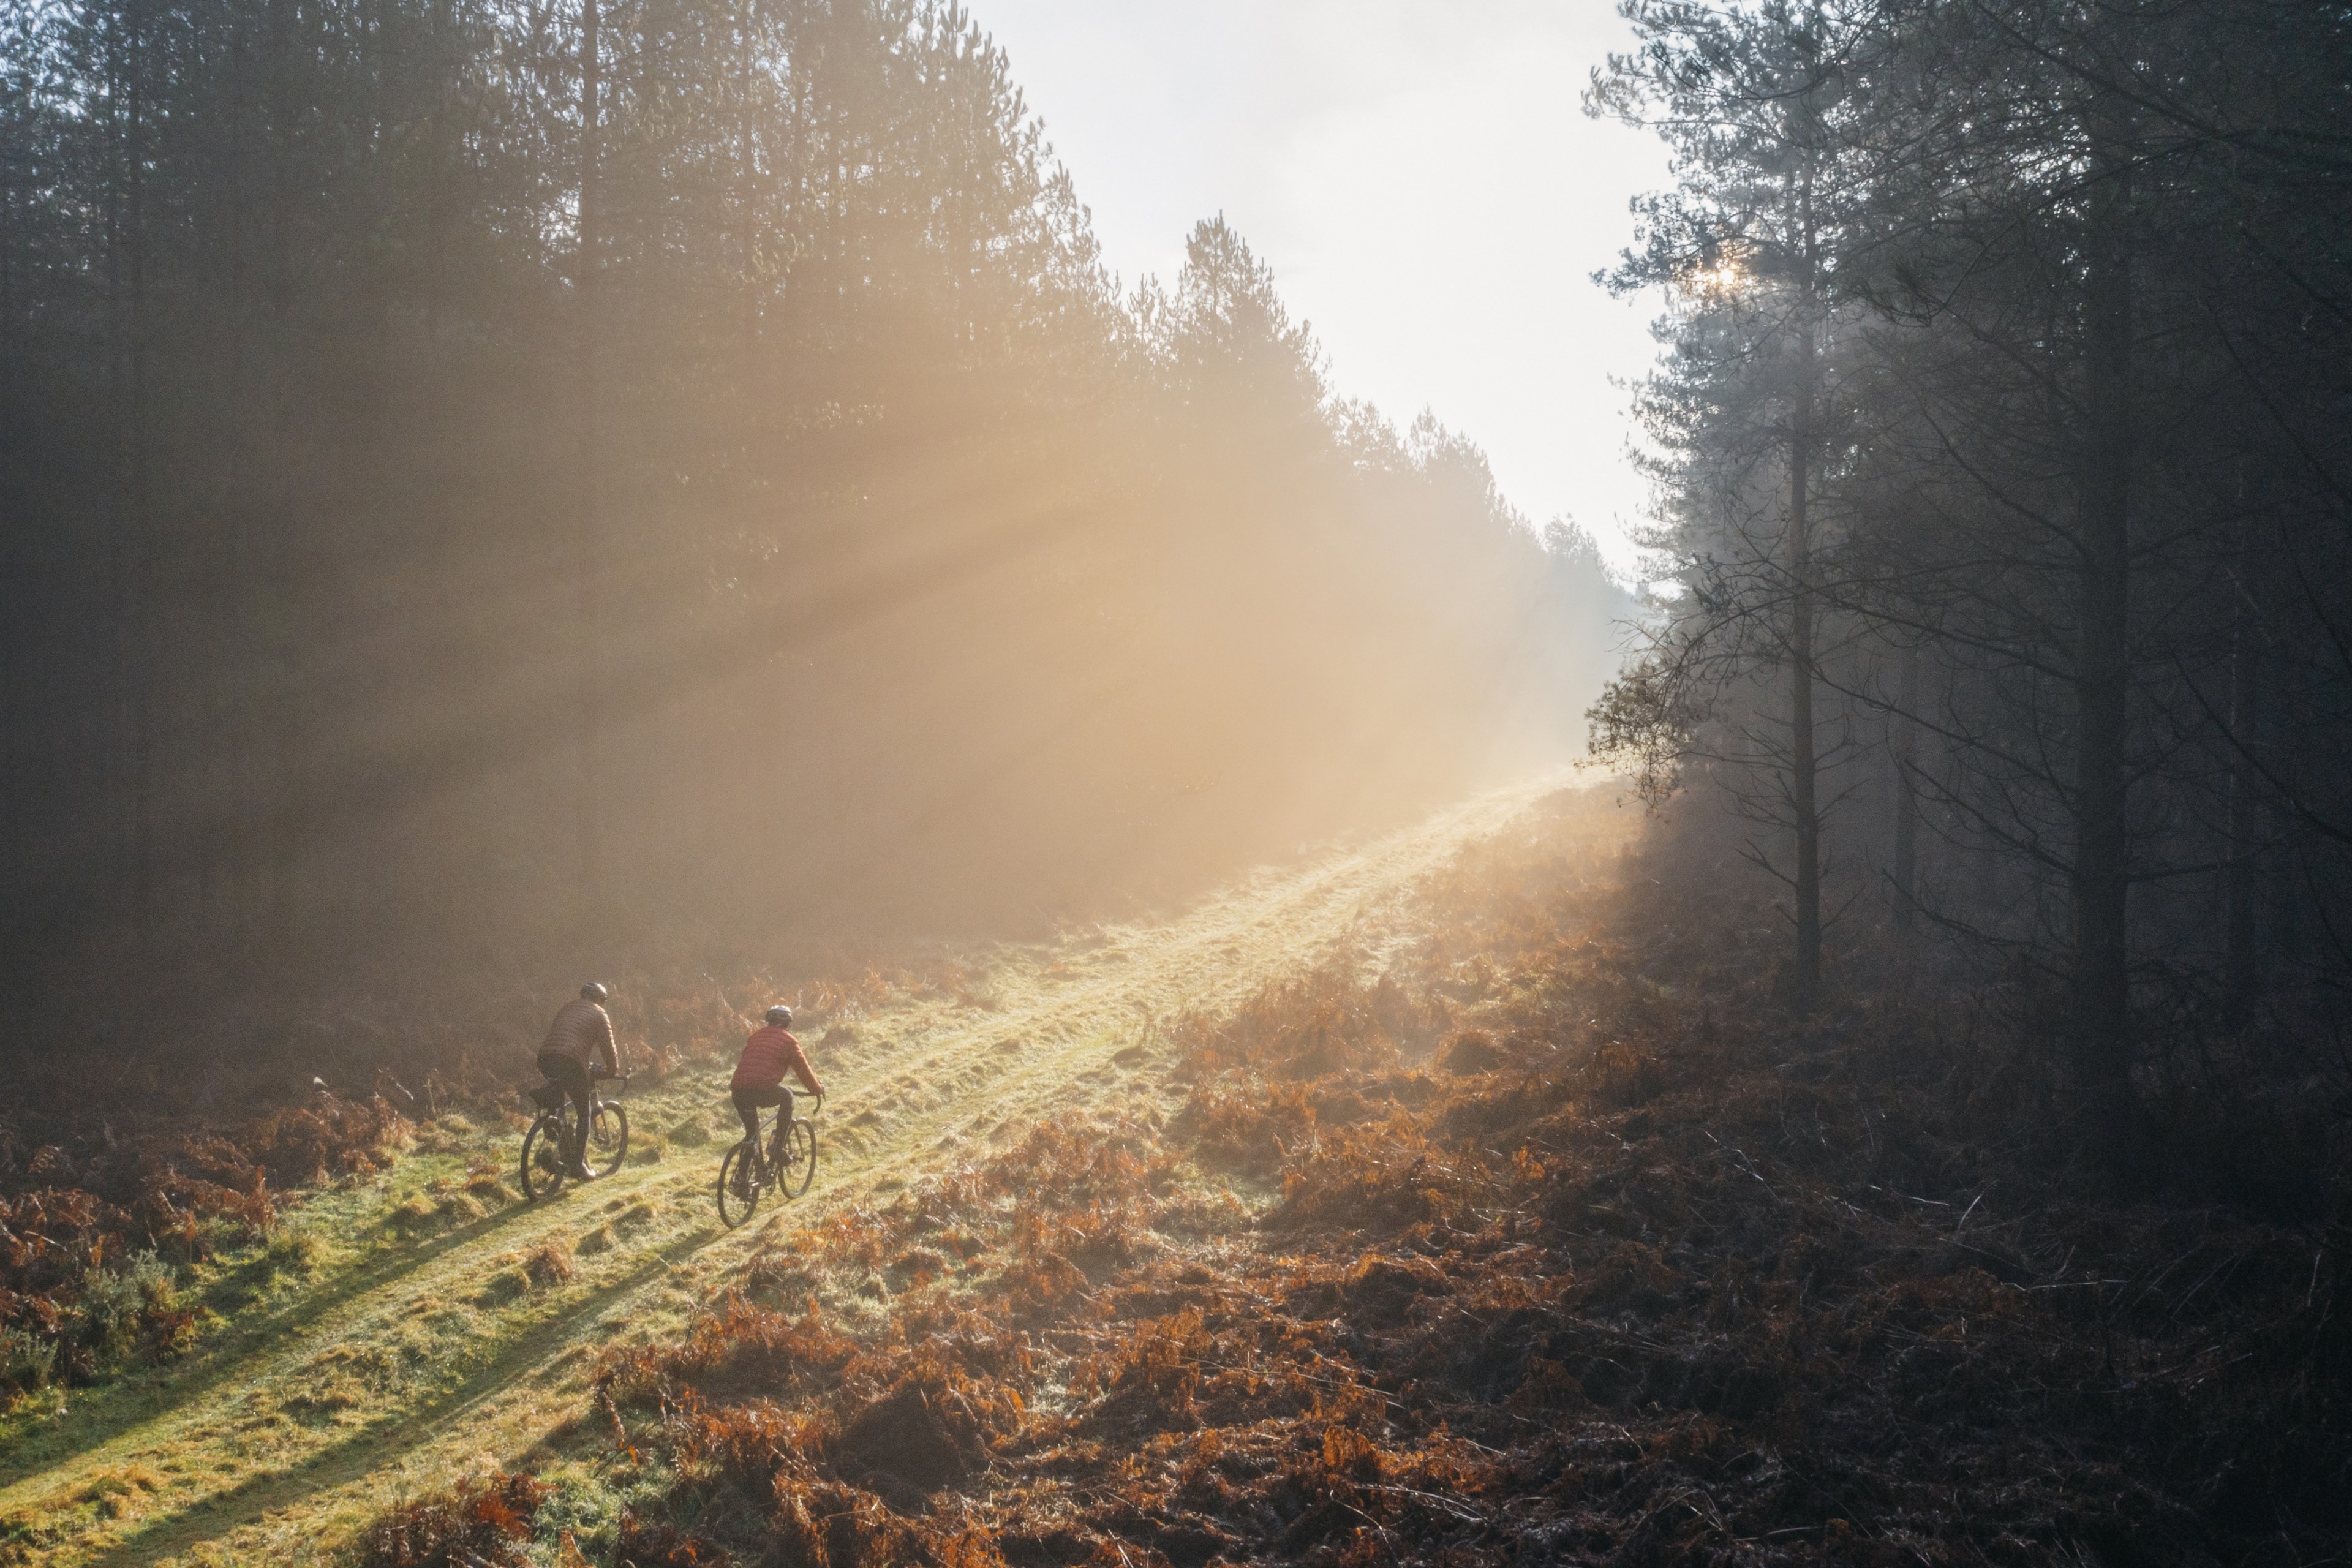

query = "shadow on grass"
0;1180;603;1488
21;1026;1156;1555
74;1222;721;1568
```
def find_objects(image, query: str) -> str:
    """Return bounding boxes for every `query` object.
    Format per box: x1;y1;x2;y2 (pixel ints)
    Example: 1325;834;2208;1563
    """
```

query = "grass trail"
0;772;1577;1566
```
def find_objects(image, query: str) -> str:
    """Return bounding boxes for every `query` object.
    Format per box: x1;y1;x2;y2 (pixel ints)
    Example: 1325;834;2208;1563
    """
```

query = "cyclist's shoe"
568;1161;598;1182
729;1159;755;1199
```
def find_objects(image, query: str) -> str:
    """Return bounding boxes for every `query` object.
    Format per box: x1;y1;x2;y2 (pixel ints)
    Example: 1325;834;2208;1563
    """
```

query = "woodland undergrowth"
0;952;969;1411
361;790;2352;1568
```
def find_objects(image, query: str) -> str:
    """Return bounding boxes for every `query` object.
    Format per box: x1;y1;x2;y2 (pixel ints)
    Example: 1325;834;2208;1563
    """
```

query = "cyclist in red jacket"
731;1005;824;1152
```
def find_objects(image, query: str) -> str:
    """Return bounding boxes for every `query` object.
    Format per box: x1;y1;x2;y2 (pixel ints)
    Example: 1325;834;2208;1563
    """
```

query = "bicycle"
519;1069;630;1200
716;1090;821;1227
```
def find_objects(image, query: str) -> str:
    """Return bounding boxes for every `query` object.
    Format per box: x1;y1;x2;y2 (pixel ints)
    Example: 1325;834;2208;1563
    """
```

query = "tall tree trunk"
102;3;126;917
575;0;604;912
2222;481;2266;1029
424;0;451;334
1892;640;1919;944
1788;379;1819;1009
94;6;128;936
1785;209;1822;1012
2073;153;2136;1170
265;0;301;944
2267;604;2309;969
227;0;261;942
113;0;155;928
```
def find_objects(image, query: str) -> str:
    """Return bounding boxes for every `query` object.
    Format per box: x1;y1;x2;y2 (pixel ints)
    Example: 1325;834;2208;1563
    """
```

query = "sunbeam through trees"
0;0;1624;981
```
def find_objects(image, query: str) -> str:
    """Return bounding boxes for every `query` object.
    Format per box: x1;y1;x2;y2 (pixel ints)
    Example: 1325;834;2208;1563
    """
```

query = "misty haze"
1;2;2346;1564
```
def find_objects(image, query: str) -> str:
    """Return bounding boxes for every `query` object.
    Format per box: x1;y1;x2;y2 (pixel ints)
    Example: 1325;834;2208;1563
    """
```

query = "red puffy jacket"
731;1025;820;1095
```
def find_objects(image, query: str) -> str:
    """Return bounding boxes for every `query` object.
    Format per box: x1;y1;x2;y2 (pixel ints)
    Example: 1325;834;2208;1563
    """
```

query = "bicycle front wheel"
587;1101;629;1177
777;1117;818;1198
716;1141;761;1228
520;1116;567;1200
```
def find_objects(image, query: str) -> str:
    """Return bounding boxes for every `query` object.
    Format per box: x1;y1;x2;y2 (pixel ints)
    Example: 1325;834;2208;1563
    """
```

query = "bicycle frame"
521;1069;630;1199
756;1089;820;1172
716;1090;818;1226
551;1071;622;1136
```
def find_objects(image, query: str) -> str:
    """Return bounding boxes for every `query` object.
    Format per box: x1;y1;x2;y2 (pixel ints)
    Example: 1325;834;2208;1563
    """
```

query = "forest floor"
6;775;2346;1568
0;773;1582;1567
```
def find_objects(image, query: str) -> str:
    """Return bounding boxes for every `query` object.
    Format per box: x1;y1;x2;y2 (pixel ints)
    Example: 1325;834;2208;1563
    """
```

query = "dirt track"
0;772;1580;1566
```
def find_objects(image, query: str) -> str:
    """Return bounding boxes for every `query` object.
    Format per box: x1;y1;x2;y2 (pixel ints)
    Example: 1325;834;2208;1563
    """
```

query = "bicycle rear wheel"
777;1117;818;1198
519;1116;566;1200
716;1141;761;1228
587;1101;629;1177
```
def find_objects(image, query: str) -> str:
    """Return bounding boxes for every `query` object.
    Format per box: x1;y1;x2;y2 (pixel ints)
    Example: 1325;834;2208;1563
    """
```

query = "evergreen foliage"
0;0;1624;976
1591;0;2352;1167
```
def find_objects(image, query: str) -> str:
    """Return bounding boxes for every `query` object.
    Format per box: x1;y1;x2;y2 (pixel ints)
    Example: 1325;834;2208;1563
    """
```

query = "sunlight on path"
0;771;1588;1566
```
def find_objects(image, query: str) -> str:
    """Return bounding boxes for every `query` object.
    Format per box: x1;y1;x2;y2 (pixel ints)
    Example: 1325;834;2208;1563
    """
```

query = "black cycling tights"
731;1085;790;1147
537;1054;596;1161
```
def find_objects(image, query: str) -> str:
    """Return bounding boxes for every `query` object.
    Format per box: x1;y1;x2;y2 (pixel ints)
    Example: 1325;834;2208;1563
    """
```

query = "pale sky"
976;0;1673;576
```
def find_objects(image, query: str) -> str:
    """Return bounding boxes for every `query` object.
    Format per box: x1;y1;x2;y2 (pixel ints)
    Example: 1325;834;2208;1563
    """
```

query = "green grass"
0;775;1574;1567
